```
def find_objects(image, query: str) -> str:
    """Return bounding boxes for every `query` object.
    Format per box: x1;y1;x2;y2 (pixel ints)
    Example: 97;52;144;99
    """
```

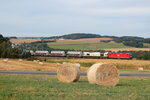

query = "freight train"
30;50;132;59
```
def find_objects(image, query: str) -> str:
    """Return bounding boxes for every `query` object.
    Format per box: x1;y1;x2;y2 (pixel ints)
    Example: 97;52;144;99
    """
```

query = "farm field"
0;74;150;100
48;38;131;50
10;39;41;44
46;58;150;71
0;59;58;72
0;58;150;72
144;43;150;48
104;48;150;52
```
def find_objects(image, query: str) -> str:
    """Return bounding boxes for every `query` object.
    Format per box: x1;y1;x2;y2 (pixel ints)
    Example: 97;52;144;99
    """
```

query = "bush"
137;52;150;60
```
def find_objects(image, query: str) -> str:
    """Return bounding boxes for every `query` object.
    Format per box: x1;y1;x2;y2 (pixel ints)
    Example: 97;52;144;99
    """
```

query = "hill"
42;33;102;39
48;38;131;50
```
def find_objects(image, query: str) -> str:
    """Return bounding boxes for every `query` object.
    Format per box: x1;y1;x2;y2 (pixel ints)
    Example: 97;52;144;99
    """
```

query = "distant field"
10;39;41;44
144;43;150;48
104;48;150;52
48;38;130;50
0;75;150;100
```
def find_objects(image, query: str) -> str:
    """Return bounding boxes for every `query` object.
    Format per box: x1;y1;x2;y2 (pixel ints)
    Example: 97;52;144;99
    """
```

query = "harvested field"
0;59;57;72
46;58;150;71
1;58;150;72
10;39;41;44
0;59;86;72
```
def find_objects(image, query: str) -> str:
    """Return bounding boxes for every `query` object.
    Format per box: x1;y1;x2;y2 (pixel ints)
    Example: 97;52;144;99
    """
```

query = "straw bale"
3;59;8;63
87;63;119;86
138;67;144;71
57;62;80;83
33;60;37;62
19;59;23;62
39;62;44;65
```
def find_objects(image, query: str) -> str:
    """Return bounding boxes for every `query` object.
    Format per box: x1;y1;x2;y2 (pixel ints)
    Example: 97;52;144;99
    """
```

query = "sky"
0;0;150;38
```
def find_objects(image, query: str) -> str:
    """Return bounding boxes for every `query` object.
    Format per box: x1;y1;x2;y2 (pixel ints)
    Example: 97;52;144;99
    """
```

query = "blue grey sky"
0;0;150;37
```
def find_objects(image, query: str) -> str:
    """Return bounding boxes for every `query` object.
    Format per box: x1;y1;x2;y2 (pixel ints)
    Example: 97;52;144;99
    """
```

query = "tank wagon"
67;51;83;57
51;51;65;57
32;50;50;56
30;50;132;59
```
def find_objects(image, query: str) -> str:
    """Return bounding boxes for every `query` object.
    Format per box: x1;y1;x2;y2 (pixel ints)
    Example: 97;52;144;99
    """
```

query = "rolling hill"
48;38;132;50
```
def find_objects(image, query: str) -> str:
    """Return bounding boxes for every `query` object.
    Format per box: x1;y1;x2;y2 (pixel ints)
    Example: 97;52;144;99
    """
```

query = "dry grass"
1;58;150;72
10;39;41;44
0;59;57;72
47;58;150;71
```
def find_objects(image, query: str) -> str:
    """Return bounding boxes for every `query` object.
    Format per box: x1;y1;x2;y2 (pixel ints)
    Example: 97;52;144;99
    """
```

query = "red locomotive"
108;53;132;59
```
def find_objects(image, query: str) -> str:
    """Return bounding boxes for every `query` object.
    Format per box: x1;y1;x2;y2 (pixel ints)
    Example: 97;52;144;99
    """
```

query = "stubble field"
0;58;150;72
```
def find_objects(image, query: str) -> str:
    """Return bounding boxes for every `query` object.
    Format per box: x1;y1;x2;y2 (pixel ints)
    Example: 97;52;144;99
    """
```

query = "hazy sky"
0;0;150;37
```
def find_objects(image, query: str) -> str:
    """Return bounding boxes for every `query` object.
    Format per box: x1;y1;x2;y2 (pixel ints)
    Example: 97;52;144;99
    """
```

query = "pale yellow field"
0;58;150;72
0;59;87;72
47;58;150;70
0;59;57;72
67;58;150;66
10;39;41;44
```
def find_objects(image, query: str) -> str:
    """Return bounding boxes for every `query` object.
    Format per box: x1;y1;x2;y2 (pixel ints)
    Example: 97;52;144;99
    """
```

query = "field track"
0;71;150;77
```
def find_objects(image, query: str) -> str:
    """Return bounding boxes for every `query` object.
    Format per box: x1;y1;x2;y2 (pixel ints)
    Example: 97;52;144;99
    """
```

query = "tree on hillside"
0;34;19;58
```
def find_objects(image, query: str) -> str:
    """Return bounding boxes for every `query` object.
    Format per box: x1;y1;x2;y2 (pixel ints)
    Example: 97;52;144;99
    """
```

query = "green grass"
144;43;150;48
77;62;95;67
48;42;130;50
120;69;150;72
46;59;70;64
0;75;150;100
46;59;95;67
114;63;150;69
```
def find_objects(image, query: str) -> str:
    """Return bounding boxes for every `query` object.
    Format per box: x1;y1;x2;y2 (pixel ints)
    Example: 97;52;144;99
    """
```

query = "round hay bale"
39;62;44;65
138;67;144;71
19;59;23;62
87;63;119;86
3;59;8;63
57;62;80;83
33;60;37;62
